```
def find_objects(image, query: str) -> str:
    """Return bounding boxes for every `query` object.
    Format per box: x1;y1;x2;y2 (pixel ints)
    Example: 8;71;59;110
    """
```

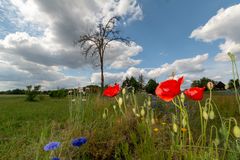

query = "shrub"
145;79;158;95
49;89;67;98
25;85;41;101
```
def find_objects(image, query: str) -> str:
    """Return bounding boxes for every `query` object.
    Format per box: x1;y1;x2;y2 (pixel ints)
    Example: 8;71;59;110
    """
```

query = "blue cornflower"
72;137;87;147
52;157;60;160
43;142;60;151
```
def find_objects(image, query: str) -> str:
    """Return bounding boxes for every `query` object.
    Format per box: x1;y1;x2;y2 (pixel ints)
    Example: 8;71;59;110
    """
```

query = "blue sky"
0;0;240;90
124;0;238;66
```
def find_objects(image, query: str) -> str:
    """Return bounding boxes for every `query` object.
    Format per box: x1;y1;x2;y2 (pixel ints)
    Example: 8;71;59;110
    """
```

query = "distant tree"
191;80;201;88
129;76;140;91
145;79;158;95
228;79;240;89
26;85;41;101
76;16;130;90
191;77;216;90
138;74;144;90
122;77;130;88
122;76;140;91
49;89;67;98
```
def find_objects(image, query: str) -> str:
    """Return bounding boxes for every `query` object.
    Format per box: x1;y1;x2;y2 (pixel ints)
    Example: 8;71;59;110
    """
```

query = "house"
214;81;225;90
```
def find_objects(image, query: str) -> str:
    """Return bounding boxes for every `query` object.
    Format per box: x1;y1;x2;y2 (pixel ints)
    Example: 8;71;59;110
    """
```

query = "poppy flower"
43;142;60;151
184;87;205;101
72;137;87;147
103;84;120;97
155;77;184;102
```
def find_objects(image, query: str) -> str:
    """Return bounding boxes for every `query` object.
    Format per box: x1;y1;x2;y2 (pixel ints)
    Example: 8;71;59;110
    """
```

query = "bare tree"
76;16;130;90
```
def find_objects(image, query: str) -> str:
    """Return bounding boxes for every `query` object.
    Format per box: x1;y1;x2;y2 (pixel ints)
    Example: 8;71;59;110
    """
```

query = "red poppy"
103;84;120;97
184;87;205;101
155;77;184;102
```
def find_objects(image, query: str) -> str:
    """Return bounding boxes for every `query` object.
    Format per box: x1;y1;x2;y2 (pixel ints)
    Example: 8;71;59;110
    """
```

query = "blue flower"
43;142;60;151
72;137;87;147
51;157;60;160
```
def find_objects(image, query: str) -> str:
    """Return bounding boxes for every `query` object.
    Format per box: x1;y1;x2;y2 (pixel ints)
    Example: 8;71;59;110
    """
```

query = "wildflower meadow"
0;53;240;160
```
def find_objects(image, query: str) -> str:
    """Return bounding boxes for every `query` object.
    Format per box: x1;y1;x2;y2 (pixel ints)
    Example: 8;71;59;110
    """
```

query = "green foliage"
49;89;67;98
191;77;216;90
122;76;140;91
0;89;26;95
25;85;41;101
228;79;240;89
0;93;240;159
138;74;144;90
145;79;158;95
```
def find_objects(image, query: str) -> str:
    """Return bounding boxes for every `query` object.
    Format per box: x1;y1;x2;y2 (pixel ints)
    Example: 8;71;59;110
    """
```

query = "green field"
0;92;240;159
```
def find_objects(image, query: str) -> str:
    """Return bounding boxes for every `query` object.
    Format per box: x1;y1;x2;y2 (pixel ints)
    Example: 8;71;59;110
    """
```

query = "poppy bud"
122;88;126;95
102;112;106;119
118;97;123;107
126;95;129;99
233;125;240;138
180;93;185;103
135;113;140;117
182;118;187;127
151;118;156;125
209;110;215;120
113;105;116;110
214;138;220;146
173;123;178;133
207;82;214;90
132;108;136;114
203;110;208;120
147;99;151;107
140;108;145;117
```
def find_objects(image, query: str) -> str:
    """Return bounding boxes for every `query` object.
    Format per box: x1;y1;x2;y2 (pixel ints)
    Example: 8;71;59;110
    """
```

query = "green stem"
198;101;204;147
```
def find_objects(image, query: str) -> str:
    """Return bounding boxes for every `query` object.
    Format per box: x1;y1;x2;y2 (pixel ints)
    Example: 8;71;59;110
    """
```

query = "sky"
0;0;240;90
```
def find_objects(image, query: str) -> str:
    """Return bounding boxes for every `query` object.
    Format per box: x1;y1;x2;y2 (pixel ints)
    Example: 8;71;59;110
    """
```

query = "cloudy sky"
0;0;240;90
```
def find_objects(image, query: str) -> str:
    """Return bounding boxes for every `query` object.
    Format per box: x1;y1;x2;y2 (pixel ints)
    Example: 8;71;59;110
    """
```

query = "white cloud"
91;53;209;87
190;3;240;61
0;0;143;90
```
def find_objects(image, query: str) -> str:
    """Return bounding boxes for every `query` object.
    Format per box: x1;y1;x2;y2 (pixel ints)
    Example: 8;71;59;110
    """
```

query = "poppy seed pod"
233;125;240;138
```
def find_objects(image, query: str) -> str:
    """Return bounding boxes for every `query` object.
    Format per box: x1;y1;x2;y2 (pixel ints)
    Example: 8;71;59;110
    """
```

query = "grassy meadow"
0;91;240;160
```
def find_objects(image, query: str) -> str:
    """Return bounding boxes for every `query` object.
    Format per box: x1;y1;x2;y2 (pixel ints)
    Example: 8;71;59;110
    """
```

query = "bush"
49;89;67;98
145;79;158;95
25;85;41;101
